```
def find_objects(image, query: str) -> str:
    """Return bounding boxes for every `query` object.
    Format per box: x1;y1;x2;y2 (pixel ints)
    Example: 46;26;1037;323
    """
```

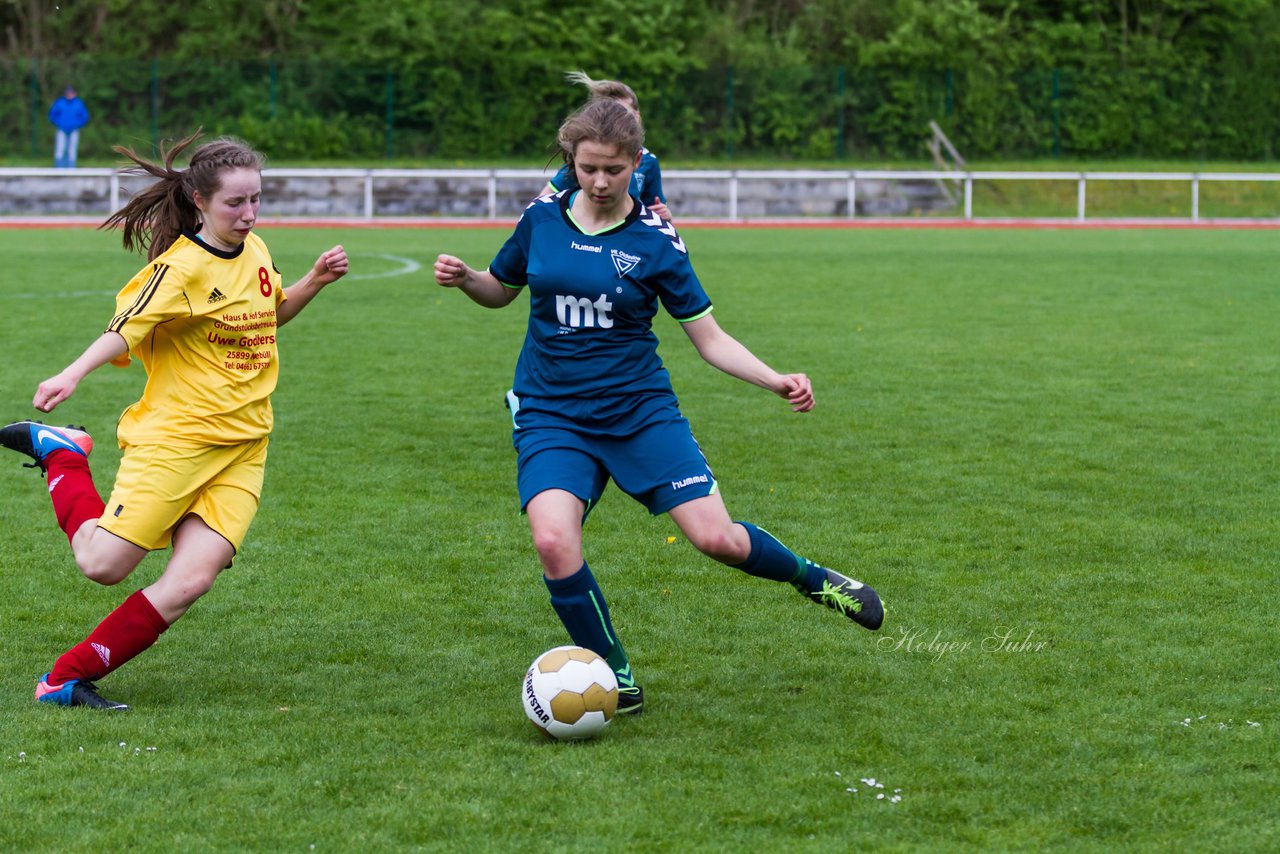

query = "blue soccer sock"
732;521;825;591
544;562;636;689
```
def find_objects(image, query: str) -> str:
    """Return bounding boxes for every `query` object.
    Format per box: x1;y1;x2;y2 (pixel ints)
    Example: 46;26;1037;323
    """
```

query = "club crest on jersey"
611;249;641;277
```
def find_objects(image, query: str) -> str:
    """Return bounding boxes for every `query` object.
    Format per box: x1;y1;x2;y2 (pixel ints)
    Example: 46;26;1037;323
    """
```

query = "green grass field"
0;225;1275;852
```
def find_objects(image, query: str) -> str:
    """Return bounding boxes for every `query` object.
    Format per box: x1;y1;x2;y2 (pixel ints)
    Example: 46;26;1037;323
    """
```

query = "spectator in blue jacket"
49;86;90;168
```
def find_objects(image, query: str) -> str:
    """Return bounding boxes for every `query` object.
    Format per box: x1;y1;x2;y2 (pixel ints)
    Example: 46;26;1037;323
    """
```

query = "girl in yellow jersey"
0;131;348;711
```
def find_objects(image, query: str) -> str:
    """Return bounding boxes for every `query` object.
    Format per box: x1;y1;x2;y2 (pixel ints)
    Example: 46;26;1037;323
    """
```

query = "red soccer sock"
45;450;105;545
48;590;169;685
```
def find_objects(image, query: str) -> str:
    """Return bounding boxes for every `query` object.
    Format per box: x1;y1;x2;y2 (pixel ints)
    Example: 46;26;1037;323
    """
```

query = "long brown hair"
557;100;644;173
100;131;265;261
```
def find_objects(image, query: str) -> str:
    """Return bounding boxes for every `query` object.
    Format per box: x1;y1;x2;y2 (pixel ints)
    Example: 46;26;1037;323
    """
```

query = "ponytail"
101;130;265;261
564;71;640;114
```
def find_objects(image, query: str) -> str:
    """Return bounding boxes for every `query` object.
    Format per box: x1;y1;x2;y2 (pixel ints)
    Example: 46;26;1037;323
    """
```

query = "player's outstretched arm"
681;315;814;412
278;244;349;327
434;254;521;309
33;331;128;413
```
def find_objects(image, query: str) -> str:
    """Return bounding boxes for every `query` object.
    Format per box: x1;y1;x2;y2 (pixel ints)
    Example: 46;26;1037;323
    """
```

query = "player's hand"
649;197;672;222
434;254;470;288
777;373;814;413
33;373;76;413
312;244;349;286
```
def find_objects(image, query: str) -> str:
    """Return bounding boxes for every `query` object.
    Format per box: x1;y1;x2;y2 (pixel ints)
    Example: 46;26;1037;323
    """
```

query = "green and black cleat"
797;563;884;631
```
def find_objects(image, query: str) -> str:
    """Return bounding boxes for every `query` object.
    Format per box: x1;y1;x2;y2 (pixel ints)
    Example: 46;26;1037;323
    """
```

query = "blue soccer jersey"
489;190;711;404
548;148;666;205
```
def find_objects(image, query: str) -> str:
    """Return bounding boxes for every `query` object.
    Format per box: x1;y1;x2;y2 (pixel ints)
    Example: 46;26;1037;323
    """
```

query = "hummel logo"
610;249;640;277
92;643;111;667
671;474;709;490
208;288;227;304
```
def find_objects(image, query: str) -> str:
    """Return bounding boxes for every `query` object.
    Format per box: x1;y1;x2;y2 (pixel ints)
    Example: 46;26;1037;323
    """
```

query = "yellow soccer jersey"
107;232;286;446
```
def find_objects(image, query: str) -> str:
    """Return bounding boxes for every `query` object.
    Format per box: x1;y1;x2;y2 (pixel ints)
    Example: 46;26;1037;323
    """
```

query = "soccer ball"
522;645;619;741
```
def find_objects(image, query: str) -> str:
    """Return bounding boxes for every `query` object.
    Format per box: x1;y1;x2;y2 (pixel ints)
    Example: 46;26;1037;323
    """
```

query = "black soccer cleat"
616;685;644;716
797;563;884;631
0;421;93;472
35;673;130;711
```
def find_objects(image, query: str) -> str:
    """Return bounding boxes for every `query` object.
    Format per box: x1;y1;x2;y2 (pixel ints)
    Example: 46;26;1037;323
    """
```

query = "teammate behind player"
540;71;672;221
0;131;349;710
435;99;882;715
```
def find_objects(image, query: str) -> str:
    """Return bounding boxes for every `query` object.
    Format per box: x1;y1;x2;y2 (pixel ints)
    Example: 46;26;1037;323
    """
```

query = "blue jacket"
49;96;90;133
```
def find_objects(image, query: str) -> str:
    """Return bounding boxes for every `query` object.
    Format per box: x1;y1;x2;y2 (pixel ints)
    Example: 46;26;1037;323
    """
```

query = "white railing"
2;167;1279;222
916;169;1280;222
664;168;1280;222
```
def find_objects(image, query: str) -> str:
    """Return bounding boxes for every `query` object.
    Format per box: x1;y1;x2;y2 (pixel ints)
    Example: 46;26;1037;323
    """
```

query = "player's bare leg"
528;489;643;714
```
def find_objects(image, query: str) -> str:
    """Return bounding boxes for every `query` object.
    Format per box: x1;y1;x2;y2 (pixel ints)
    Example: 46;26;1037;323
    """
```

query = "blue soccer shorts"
513;405;717;516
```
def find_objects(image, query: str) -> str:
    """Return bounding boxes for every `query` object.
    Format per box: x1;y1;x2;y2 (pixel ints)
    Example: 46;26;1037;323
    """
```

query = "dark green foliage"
2;0;1279;161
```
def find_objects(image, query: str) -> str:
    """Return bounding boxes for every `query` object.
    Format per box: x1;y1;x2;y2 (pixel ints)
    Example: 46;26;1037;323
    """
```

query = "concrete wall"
0;168;956;220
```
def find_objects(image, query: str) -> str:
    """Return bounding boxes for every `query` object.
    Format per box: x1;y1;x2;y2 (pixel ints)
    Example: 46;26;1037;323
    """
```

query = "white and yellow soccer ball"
522;645;619;740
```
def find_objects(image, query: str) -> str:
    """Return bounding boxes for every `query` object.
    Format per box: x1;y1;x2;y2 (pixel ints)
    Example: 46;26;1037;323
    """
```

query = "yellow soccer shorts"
98;437;269;553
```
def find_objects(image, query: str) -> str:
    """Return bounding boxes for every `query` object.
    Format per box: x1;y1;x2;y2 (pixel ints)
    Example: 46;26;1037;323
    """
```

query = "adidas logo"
92;643;111;667
207;288;227;304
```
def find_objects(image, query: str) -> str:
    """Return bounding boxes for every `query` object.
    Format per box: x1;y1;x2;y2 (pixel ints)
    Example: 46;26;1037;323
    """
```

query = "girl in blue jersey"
541;71;671;221
436;99;881;715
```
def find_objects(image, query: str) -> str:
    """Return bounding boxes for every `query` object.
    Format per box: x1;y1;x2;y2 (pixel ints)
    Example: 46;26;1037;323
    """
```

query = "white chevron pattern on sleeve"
639;208;686;254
